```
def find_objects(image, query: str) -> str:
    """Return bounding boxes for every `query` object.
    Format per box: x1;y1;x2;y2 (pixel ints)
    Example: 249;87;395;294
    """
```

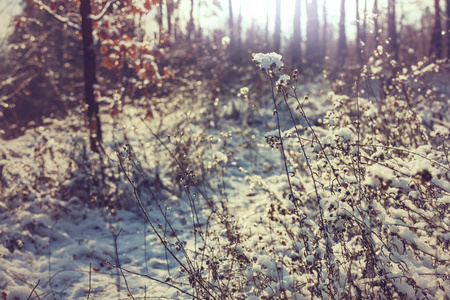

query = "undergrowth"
1;50;449;299
110;52;450;299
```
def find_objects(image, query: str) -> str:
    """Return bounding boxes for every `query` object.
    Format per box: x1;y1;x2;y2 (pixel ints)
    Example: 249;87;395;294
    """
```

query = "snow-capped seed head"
221;36;230;47
276;74;291;92
240;87;249;95
252;52;284;77
238;87;249;100
292;69;299;82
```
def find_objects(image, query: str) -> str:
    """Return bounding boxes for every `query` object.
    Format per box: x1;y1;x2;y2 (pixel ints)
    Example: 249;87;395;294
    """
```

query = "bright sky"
174;0;434;43
0;0;436;41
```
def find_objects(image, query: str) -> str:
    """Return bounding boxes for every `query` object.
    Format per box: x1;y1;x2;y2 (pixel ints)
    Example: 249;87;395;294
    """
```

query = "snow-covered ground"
1;55;450;299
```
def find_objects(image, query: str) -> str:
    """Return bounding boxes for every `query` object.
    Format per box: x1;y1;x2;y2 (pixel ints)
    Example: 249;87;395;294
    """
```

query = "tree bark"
236;0;242;62
187;0;194;40
387;0;398;61
322;0;327;59
265;0;269;48
292;0;302;67
356;0;363;64
80;0;101;153
430;0;443;58
274;0;281;52
373;0;380;44
167;0;173;35
338;0;347;67
306;0;319;63
447;0;450;57
158;0;163;41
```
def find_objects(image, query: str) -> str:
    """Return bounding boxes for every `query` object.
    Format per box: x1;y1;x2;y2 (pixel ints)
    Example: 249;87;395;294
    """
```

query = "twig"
117;155;218;300
26;279;40;300
34;0;80;30
48;220;58;299
90;0;115;21
113;265;200;299
113;228;136;300
86;262;92;300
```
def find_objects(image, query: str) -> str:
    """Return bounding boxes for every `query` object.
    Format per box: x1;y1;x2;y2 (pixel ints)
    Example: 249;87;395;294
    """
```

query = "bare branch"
90;0;115;21
26;279;40;300
34;0;80;30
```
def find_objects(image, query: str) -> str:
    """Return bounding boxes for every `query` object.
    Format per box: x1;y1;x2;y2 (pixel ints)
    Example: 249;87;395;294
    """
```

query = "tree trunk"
174;0;181;39
187;0;194;40
80;0;101;153
338;0;347;67
306;0;319;63
387;0;398;61
158;0;163;41
322;0;327;59
167;0;173;35
274;0;281;52
292;0;302;67
430;0;443;58
447;0;450;57
228;0;234;38
265;0;269;48
373;0;380;44
356;0;363;64
362;0;367;53
236;0;243;63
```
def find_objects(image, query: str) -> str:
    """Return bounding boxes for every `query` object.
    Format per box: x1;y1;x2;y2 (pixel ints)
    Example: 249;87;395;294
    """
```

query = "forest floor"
1;58;450;299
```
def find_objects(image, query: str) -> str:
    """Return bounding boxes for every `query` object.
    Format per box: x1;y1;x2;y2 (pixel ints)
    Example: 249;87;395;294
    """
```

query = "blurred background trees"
0;0;447;143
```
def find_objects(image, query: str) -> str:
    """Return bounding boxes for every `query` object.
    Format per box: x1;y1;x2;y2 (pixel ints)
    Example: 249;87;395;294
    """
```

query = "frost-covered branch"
89;0;115;21
34;0;80;30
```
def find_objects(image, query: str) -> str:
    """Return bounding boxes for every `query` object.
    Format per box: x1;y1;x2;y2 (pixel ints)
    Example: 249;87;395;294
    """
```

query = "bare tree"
373;0;381;45
387;0;398;61
356;0;363;64
305;0;319;63
187;0;194;40
167;0;173;35
447;0;450;57
430;0;443;58
338;0;347;66
236;0;243;62
229;0;234;38
292;0;302;67
274;0;281;52
322;0;327;59
265;0;269;47
158;0;163;41
362;0;367;47
80;0;101;153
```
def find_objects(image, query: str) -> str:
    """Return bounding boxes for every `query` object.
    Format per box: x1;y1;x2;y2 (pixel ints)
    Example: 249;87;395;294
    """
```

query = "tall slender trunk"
430;0;443;58
265;0;269;48
356;0;363;64
306;0;319;63
447;0;450;57
80;0;101;153
274;0;281;52
388;0;398;61
293;0;302;67
167;0;173;35
158;0;163;41
187;0;194;40
236;0;242;62
373;0;380;44
362;0;367;46
322;0;327;59
338;0;347;67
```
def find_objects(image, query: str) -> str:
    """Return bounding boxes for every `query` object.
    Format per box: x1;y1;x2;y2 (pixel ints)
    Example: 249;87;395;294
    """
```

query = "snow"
1;52;450;300
252;52;284;76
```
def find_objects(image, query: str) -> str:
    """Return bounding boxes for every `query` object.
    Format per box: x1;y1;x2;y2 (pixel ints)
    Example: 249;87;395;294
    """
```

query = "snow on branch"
34;0;80;31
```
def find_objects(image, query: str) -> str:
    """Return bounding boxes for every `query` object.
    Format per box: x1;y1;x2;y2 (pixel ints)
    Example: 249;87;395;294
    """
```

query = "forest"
0;0;449;299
